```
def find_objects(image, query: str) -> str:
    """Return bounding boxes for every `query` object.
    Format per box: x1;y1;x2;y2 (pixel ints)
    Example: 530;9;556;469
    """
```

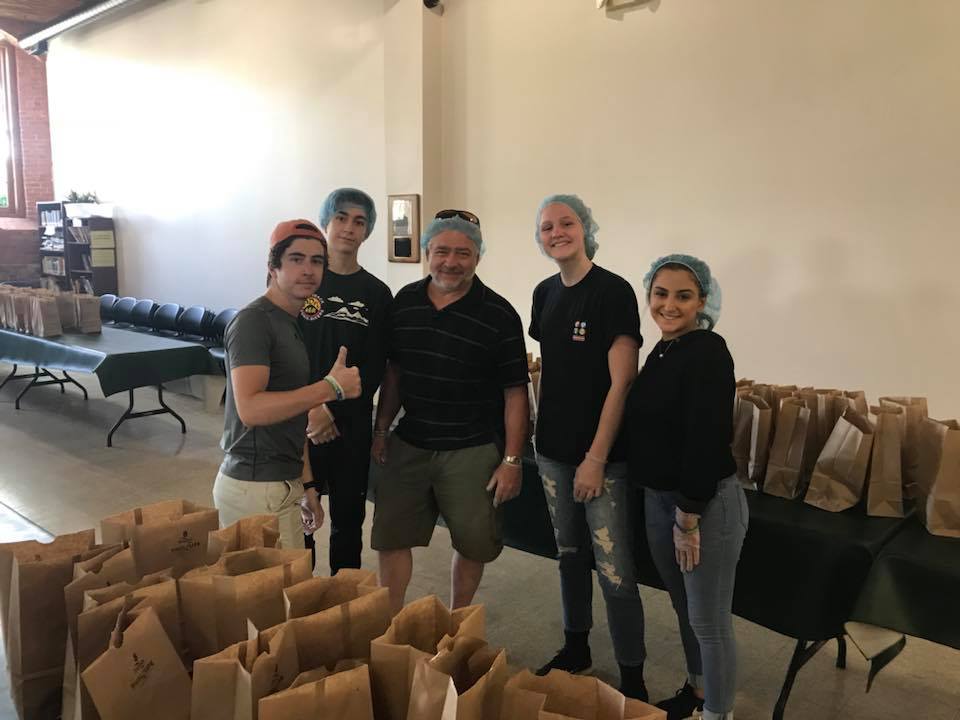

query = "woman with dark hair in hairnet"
625;254;745;720
529;194;648;701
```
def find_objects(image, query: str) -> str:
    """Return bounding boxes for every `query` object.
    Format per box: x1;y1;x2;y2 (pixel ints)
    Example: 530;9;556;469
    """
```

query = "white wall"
437;0;960;417
47;0;389;310
44;0;960;416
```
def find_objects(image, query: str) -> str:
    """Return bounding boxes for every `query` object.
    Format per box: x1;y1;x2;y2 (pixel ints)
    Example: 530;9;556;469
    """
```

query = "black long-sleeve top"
625;329;737;514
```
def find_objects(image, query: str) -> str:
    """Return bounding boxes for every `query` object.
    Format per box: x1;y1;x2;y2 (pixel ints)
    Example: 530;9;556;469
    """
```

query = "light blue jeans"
645;475;748;720
537;455;646;666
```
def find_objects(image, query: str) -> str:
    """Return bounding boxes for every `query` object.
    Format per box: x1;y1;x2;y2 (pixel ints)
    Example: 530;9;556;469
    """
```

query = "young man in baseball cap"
214;219;362;551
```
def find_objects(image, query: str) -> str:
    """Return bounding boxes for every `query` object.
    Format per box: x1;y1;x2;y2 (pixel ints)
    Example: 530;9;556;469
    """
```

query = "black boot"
536;630;592;676
618;662;648;702
656;683;704;720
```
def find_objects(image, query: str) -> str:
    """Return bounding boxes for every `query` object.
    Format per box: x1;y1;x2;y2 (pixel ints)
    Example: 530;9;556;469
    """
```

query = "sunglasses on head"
435;209;481;226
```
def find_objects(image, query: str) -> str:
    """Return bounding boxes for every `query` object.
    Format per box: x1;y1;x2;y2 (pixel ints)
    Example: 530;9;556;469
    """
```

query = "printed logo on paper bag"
572;321;587;342
171;530;200;554
130;653;155;690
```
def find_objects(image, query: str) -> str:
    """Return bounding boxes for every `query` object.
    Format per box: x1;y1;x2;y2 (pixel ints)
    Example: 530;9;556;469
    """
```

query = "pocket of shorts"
265;481;298;512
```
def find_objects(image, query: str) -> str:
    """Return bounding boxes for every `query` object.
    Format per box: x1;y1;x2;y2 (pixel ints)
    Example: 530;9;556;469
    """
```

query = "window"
0;42;24;216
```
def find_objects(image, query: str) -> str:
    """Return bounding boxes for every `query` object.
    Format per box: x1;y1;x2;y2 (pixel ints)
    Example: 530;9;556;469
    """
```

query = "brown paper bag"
260;586;392;667
842;390;869;417
282;568;379;619
407;635;507;720
100;500;219;577
73;574;180;720
370;595;485;720
75;295;101;333
206;514;281;563
0;530;96;720
81;604;190;720
258;664;374;720
805;410;875;512
55;291;79;330
500;670;665;720
29;296;63;337
13;292;31;332
179;546;312;660
879;397;929;499
733;394;772;489
62;545;132;720
763;398;812;499
192;589;391;720
865;406;905;518
915;418;960;537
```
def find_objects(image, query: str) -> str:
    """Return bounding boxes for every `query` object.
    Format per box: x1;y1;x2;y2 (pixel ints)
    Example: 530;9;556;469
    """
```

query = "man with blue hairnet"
370;209;530;613
299;188;393;574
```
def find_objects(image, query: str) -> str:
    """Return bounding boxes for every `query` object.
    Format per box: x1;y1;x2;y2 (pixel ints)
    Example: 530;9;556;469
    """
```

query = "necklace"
658;338;678;358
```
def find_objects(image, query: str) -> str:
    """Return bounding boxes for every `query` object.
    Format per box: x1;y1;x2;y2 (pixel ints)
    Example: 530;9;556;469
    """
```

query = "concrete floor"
0;362;958;720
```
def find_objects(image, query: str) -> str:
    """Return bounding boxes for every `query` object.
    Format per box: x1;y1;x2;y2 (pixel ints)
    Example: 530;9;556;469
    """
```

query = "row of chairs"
99;295;238;372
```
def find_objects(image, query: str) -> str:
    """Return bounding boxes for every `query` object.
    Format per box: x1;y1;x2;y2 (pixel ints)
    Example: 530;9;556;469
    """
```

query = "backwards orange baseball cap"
269;219;326;247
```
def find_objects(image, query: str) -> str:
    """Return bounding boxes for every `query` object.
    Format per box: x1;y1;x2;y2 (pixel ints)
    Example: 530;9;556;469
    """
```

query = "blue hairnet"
535;194;600;260
318;188;377;239
420;216;484;257
642;253;723;330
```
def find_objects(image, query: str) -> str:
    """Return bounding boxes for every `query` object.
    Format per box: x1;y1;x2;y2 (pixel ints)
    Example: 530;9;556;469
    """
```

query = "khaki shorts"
212;471;306;552
371;435;503;563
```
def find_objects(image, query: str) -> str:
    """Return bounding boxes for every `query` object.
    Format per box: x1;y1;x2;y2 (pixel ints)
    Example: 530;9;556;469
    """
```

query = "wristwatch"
502;455;521;467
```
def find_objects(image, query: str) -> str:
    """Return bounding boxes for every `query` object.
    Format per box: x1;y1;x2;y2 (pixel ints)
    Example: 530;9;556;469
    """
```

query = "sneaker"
535;644;592;676
655;683;704;720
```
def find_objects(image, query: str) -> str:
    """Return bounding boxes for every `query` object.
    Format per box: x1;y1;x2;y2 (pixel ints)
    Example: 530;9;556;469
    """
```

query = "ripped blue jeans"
537;455;646;666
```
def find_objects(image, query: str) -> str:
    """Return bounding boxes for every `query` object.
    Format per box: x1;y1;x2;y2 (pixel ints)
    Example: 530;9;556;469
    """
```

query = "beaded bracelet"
323;375;344;402
674;521;700;534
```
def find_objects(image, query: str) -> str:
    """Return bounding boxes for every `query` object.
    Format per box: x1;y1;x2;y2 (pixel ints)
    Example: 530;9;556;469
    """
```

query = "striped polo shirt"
388;276;529;451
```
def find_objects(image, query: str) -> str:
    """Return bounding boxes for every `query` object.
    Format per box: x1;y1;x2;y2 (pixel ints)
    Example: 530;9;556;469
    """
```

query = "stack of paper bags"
191;584;392;720
370;595;485;720
501;670;665;720
179;546;312;661
0;530;97;719
80;602;190;720
100;500;219;578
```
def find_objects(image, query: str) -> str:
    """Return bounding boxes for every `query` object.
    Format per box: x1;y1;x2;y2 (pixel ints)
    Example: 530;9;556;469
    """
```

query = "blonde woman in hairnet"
529;194;648;701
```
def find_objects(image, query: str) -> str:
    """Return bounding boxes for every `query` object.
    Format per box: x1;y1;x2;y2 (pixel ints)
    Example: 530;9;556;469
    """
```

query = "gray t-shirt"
219;296;310;481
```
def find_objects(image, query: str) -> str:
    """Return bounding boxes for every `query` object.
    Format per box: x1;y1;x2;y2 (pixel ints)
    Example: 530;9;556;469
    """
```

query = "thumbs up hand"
325;346;361;400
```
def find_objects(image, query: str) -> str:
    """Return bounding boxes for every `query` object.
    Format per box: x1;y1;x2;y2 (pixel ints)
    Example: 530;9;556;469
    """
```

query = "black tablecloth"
0;327;215;396
851;517;960;650
730;491;905;640
502;460;908;642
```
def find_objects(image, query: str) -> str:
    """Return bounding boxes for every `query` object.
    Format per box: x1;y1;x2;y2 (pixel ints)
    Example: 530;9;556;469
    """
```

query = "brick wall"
0;45;53;284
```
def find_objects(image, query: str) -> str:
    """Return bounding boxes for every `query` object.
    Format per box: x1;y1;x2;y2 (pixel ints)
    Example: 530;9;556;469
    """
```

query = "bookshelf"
37;201;118;295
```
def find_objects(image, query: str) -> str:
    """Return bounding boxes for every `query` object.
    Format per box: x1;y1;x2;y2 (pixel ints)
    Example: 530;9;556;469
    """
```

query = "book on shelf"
40;238;64;253
72;277;94;294
41;256;66;276
68;226;91;244
81;253;93;271
40;209;62;225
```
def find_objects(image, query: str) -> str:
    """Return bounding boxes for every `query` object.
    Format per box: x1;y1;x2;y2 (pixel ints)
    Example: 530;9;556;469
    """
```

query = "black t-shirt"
389;275;529;451
298;267;393;430
625;329;737;514
529;264;642;465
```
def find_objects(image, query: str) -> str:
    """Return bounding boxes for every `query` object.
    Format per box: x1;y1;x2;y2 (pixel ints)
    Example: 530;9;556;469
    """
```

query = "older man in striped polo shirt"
370;209;530;613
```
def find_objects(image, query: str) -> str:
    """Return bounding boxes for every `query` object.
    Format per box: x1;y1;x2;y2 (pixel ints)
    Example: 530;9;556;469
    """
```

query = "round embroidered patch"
300;294;324;321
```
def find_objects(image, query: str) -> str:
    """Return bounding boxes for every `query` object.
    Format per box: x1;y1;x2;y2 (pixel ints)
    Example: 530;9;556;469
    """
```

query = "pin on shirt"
572;321;587;342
